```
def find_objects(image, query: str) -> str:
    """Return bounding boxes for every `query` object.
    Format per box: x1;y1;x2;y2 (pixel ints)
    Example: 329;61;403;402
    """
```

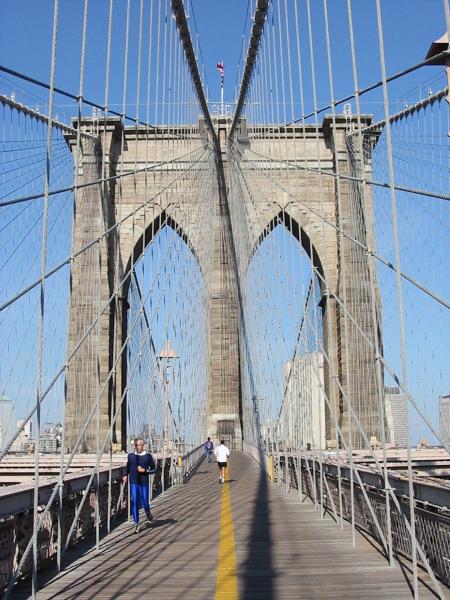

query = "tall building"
385;387;408;447
439;394;450;450
39;422;62;453
281;352;325;450
0;395;15;452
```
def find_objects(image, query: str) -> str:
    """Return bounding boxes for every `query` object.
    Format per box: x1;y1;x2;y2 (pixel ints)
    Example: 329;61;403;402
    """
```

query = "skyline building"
0;395;15;453
39;422;62;453
281;352;325;451
439;394;450;450
385;386;408;448
11;419;32;452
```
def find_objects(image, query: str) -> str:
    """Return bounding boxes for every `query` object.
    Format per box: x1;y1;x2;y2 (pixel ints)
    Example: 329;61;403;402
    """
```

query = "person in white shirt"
213;440;230;484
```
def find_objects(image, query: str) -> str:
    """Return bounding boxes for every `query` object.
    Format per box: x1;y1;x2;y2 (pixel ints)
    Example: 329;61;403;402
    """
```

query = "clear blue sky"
0;1;447;119
0;1;448;447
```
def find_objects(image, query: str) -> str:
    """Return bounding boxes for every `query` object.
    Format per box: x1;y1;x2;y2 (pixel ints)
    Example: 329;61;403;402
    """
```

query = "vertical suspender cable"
374;1;419;594
345;0;393;565
32;2;59;598
0;4;68;599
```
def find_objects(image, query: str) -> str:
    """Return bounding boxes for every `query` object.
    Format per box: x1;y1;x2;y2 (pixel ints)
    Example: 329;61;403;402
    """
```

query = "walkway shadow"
241;458;276;600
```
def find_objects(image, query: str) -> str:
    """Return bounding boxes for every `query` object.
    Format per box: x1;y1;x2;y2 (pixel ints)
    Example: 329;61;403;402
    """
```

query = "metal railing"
286;454;449;587
245;445;450;587
0;446;204;592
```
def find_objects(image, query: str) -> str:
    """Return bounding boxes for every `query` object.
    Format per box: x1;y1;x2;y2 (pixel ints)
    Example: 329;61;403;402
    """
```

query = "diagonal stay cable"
0;93;96;140
285;49;450;126
244;140;450;202
0;147;209;313
229;140;446;447
0;152;215;461
231;144;450;310
346;87;449;137
0;143;206;207
0;63;180;134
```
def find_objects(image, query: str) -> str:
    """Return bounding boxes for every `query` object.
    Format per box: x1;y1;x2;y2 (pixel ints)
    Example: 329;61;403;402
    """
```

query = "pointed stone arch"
119;211;204;447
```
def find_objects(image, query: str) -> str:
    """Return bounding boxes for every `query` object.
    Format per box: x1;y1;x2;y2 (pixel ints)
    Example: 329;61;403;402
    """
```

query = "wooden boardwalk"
14;452;446;599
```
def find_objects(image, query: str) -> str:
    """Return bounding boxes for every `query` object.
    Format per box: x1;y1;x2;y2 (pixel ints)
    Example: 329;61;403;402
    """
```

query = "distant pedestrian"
204;437;214;463
123;438;156;533
214;439;230;484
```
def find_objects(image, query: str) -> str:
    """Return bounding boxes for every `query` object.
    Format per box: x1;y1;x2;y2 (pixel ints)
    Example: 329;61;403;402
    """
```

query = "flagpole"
216;61;224;115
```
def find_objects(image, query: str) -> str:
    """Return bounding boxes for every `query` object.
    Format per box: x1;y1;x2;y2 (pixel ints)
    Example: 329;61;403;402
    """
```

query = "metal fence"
0;446;204;592
277;454;450;587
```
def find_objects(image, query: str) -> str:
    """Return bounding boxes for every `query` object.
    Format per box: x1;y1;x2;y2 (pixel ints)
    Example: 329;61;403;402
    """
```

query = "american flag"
216;61;224;88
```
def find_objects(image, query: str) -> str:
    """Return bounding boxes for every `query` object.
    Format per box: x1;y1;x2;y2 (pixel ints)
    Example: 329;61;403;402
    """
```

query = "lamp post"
158;340;178;450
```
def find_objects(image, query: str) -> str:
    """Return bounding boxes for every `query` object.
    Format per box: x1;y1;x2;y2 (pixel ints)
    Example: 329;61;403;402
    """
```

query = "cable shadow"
240;461;276;600
14;465;213;598
355;527;442;599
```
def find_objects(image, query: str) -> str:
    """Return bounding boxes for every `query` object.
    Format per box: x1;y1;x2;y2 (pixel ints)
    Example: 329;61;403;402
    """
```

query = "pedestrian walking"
123;438;156;533
204;437;214;463
214;439;230;484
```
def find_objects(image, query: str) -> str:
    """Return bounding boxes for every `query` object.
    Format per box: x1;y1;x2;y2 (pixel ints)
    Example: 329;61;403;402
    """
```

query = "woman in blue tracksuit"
123;438;156;533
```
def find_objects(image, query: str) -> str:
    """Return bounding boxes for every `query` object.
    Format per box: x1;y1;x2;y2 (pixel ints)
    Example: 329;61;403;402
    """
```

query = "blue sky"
0;1;448;448
0;1;447;120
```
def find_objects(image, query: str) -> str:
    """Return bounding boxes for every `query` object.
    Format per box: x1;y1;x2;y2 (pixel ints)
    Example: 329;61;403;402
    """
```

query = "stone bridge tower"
64;113;381;452
228;114;383;448
64;117;242;452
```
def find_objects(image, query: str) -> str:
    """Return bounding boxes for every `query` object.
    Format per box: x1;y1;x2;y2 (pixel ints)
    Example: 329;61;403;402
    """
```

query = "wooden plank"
12;453;449;599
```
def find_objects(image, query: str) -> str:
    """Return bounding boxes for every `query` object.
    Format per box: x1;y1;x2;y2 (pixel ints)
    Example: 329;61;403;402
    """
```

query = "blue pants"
130;483;150;524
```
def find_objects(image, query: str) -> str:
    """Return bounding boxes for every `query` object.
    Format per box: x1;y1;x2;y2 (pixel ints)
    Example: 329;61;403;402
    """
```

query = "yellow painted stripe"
215;467;239;600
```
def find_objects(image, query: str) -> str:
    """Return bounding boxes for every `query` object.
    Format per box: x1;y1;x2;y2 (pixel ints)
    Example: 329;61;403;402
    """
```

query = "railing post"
285;448;289;493
267;454;274;481
319;453;324;519
297;452;303;501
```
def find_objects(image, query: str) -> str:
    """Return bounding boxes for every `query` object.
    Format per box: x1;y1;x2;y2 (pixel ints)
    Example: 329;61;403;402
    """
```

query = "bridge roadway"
14;452;444;599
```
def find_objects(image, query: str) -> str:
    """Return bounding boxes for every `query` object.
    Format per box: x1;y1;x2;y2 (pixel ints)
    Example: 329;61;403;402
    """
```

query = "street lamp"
157;340;178;450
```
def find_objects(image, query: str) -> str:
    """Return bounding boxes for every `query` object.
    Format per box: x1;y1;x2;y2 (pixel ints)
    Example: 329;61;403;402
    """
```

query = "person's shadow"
147;518;177;529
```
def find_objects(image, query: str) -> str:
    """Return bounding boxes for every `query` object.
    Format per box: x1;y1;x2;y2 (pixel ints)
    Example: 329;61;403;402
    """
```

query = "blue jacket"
126;452;156;485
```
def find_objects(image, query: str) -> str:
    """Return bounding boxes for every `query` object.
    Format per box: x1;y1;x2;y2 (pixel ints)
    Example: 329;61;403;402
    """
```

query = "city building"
39;423;62;453
385;387;408;448
281;352;325;451
11;419;32;452
0;395;15;452
439;394;450;450
258;417;277;451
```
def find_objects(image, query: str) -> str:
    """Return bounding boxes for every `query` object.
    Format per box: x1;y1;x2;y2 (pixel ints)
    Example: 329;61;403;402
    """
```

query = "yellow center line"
215;466;239;600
